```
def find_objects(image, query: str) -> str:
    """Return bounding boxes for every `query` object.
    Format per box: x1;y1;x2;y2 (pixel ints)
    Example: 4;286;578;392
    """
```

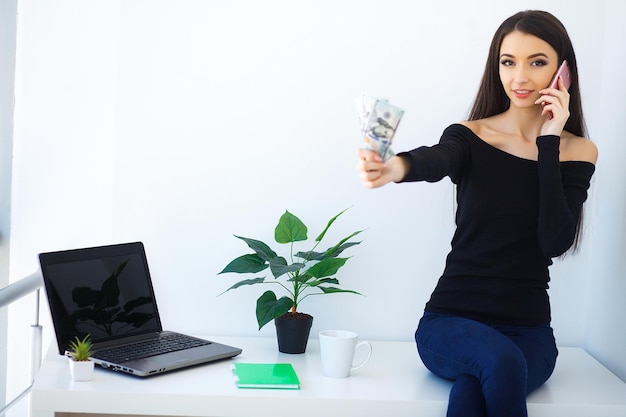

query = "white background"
2;0;625;411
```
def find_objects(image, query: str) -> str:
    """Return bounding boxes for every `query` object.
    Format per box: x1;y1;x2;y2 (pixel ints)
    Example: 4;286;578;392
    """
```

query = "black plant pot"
274;312;313;354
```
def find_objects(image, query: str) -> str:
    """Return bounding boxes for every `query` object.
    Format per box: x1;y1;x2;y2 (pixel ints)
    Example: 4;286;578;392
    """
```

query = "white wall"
6;0;626;385
583;0;626;382
6;1;120;413
1;0;17;409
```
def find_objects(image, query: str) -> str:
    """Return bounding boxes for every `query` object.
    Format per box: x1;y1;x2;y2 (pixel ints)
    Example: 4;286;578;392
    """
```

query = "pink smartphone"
549;60;571;90
544;60;572;119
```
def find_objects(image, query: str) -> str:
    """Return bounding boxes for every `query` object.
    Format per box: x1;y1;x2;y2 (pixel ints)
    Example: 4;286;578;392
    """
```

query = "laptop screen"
40;242;162;354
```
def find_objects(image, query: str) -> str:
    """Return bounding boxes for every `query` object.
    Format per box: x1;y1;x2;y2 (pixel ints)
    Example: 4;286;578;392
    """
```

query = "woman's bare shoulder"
460;119;485;135
561;131;598;165
459;117;501;140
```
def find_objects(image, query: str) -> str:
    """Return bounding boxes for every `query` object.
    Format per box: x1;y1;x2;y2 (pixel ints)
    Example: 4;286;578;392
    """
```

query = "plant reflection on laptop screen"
59;256;158;340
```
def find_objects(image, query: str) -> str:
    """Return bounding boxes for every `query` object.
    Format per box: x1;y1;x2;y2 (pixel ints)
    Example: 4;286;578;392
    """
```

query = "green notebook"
231;363;300;389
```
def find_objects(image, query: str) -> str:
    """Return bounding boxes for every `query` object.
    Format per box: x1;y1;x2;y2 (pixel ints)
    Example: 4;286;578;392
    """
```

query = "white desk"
30;336;626;417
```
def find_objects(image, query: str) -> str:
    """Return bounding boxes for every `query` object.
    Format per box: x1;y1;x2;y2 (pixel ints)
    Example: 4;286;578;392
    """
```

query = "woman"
357;10;597;417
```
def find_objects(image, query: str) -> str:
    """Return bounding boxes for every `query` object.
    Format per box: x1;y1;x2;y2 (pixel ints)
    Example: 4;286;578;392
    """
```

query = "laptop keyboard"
93;333;211;363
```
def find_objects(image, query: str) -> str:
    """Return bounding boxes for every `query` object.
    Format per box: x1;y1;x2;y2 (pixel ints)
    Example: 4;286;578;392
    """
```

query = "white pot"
69;358;95;381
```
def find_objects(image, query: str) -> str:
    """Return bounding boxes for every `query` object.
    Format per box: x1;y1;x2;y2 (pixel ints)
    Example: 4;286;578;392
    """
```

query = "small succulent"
68;335;94;361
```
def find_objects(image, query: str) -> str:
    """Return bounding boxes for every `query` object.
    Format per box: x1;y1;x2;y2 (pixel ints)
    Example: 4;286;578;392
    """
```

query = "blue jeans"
415;312;558;417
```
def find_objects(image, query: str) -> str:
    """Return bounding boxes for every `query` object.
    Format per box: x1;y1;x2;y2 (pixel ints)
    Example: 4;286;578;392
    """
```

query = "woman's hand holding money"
357;148;408;189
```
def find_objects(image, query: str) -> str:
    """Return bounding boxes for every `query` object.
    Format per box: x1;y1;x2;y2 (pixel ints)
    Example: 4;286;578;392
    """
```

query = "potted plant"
67;334;95;381
218;208;363;353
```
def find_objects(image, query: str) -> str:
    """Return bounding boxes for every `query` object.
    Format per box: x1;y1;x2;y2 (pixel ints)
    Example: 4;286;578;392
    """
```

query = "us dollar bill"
356;93;404;162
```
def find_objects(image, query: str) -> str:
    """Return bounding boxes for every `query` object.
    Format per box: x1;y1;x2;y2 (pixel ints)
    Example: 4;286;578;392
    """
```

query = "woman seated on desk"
356;10;597;417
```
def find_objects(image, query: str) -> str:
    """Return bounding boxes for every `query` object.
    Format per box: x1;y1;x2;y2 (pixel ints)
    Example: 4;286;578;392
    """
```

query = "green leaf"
269;257;305;279
307;278;340;287
324;231;363;257
219;254;268;274
296;240;361;261
256;291;293;329
329;241;362;257
294;250;324;261
318;286;362;295
315;208;350;242
275;211;307;244
219;277;266;295
234;236;277;262
305;258;348;278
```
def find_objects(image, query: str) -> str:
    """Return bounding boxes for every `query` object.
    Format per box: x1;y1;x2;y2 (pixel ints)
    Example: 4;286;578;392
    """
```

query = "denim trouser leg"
415;312;558;417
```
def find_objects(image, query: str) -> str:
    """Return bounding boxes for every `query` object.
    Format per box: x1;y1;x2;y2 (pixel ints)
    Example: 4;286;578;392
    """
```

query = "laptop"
39;241;242;377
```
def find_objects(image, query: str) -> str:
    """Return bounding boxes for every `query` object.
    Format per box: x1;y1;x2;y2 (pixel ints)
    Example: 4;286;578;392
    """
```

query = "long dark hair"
469;10;588;253
469;10;587;139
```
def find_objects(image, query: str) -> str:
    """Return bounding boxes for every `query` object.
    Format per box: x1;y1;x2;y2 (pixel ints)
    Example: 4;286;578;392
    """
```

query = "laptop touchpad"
151;354;187;364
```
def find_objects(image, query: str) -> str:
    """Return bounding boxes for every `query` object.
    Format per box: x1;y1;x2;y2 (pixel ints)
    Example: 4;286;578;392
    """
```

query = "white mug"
319;330;372;378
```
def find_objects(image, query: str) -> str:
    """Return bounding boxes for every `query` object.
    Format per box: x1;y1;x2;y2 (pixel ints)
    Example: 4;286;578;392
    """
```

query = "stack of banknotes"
356;93;404;162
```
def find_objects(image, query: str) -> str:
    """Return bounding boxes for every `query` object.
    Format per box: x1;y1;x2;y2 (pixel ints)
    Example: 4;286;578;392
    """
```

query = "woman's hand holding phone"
537;60;572;135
